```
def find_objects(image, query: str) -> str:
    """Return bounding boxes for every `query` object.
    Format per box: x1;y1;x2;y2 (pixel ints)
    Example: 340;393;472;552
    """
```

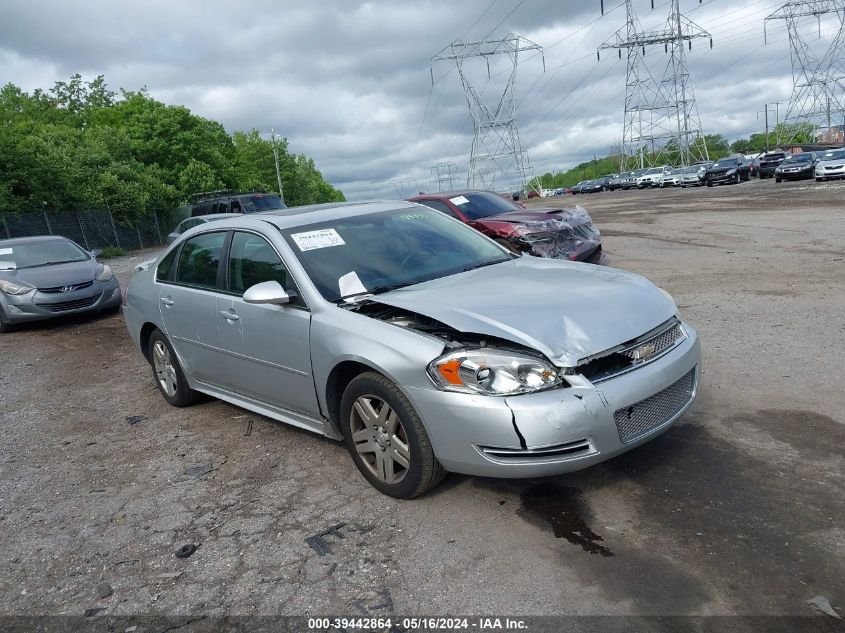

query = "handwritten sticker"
290;229;345;251
449;195;470;205
0;248;12;256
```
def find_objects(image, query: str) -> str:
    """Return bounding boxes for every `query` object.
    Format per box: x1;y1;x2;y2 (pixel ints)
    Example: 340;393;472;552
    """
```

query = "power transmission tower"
765;1;845;145
390;177;417;198
599;0;712;169
432;34;544;192
430;161;458;191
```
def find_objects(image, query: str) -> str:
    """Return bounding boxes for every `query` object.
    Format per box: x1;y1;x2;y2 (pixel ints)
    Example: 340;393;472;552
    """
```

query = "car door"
215;230;320;417
159;230;229;388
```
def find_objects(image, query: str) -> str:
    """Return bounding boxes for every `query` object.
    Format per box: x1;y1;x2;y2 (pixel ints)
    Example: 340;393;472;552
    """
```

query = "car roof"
0;235;70;247
245;201;422;231
183;213;235;222
406;189;499;201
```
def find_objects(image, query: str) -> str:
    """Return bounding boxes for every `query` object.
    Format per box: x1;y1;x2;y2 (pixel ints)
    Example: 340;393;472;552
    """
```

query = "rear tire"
340;372;446;499
706;182;713;187
148;329;202;407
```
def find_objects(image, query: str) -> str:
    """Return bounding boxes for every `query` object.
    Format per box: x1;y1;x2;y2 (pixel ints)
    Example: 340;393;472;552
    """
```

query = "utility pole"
432;34;545;193
765;1;845;145
599;0;712;169
270;129;285;204
593;154;598;177
430;161;457;191
390;177;417;198
757;105;772;149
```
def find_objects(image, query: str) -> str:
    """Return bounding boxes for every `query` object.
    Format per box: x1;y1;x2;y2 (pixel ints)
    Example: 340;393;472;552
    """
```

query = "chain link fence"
0;209;173;251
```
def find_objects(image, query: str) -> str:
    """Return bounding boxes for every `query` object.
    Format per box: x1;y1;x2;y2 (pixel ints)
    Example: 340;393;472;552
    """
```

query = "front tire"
148;329;202;407
340;372;445;499
0;307;13;334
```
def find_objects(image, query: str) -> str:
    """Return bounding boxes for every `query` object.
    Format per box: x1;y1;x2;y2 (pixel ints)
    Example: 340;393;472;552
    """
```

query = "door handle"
220;311;239;321
160;298;174;307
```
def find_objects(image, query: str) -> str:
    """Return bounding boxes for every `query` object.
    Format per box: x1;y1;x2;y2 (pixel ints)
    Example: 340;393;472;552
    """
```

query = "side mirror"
243;280;291;306
91;249;103;258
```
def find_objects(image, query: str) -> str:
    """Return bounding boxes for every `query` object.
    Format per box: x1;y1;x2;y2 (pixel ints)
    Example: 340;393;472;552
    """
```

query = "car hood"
476;205;592;227
373;257;676;367
0;259;99;289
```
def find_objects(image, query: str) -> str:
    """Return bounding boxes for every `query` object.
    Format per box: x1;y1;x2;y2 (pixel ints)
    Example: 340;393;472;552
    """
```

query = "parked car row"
554;148;845;193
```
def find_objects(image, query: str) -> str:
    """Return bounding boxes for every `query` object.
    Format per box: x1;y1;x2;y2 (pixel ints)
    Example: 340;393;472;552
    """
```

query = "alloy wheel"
349;394;410;484
152;340;178;397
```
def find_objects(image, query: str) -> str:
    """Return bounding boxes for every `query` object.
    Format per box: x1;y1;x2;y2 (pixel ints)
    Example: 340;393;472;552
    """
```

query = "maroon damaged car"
406;190;604;263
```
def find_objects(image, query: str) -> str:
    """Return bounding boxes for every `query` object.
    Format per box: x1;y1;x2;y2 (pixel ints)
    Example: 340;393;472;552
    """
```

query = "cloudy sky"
0;0;839;199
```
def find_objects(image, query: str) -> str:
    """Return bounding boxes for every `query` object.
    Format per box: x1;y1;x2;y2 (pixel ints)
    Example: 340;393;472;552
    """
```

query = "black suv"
188;191;287;217
757;152;786;179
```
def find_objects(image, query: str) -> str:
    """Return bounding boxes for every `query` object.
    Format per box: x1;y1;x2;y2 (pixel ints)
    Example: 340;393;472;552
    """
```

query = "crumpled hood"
477;205;593;232
373;257;677;367
0;259;99;289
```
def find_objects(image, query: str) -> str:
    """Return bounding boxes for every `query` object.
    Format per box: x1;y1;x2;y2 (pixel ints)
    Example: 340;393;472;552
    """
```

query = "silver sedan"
0;235;122;332
123;202;701;498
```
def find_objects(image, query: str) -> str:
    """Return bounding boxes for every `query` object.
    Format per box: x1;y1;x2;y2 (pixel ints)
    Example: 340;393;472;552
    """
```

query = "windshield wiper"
370;280;421;295
461;258;512;273
21;260;80;269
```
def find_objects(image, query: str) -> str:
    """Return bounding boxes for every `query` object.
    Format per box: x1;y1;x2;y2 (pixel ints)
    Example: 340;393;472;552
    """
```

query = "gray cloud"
0;0;827;199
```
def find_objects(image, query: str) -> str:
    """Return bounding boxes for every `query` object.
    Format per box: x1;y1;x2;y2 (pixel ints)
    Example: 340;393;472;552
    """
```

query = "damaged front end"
494;206;603;263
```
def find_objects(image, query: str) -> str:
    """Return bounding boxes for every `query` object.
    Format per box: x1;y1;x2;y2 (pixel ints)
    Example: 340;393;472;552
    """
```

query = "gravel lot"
0;178;842;621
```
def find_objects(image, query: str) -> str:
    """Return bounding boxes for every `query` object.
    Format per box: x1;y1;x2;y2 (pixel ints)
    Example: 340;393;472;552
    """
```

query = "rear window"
445;192;523;220
241;195;286;213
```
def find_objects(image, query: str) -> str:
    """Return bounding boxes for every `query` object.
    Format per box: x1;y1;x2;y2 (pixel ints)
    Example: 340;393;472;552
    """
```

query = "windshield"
821;149;845;161
783;153;813;163
645;168;664;175
445;191;523;220
0;239;89;269
242;194;286;213
281;207;512;302
685;165;702;173
630;169;647;177
713;158;739;168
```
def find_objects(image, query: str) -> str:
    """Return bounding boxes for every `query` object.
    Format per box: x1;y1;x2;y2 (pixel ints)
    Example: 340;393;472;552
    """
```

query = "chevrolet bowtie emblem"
631;343;657;362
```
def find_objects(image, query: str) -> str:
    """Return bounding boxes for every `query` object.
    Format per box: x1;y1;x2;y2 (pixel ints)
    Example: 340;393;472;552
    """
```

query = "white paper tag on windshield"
291;228;345;251
339;271;368;298
449;195;469;205
0;248;12;256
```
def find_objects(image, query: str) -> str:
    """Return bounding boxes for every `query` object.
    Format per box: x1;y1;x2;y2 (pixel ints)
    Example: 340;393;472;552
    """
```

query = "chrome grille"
479;438;593;461
614;368;696;443
36;293;100;313
620;322;684;363
38;280;94;293
580;319;686;383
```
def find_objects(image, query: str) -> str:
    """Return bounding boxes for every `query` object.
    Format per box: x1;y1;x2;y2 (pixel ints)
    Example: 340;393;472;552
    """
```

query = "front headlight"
726;169;737;175
428;348;563;396
96;265;113;282
0;279;35;295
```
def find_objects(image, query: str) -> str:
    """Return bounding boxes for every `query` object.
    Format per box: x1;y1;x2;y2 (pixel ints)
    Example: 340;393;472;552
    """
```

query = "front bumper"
0;279;121;324
706;172;738;184
816;165;845;179
776;168;814;180
406;323;701;478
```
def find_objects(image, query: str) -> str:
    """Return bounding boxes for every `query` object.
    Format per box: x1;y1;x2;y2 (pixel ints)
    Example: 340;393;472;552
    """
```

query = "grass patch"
99;246;127;258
